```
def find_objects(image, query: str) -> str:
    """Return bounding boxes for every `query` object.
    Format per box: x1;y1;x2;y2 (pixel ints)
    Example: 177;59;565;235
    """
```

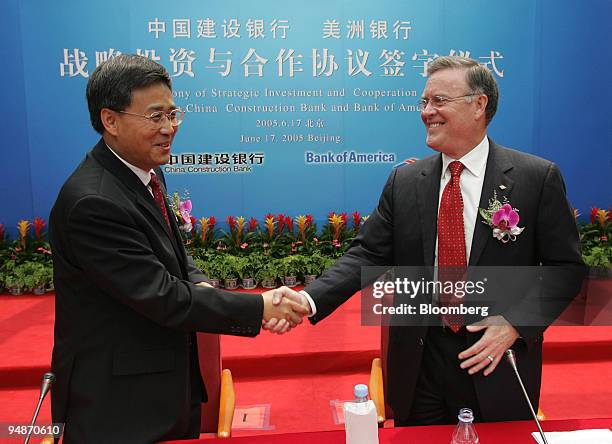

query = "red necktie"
437;161;467;332
149;172;172;230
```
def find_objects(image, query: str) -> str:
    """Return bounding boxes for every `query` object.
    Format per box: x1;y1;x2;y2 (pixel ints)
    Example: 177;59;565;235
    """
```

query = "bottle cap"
354;384;368;398
458;408;474;422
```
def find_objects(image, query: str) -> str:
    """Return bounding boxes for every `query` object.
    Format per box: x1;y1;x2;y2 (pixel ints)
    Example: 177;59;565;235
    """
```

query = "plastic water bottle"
450;408;479;444
344;384;379;444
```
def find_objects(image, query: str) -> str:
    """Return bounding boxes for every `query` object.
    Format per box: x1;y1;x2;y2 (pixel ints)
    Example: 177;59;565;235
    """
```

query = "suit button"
418;337;424;346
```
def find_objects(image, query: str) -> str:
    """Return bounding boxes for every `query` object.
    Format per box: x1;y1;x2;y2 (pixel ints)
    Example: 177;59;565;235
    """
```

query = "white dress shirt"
301;136;490;316
105;143;156;195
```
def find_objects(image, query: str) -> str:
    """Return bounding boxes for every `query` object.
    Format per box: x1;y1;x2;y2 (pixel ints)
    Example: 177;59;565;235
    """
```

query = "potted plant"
574;208;611;324
579;207;611;275
255;214;295;258
4;274;23;295
4;261;25;295
220;216;256;256
279;255;306;287
219;255;241;290
303;252;326;285
581;244;611;325
29;262;53;294
18;262;39;294
237;254;263;290
208;257;226;288
255;259;281;289
318;212;353;258
193;257;219;288
583;245;612;278
293;215;318;254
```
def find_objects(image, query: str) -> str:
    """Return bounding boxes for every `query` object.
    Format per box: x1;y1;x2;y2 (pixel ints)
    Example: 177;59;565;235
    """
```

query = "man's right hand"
262;286;311;335
262;287;312;334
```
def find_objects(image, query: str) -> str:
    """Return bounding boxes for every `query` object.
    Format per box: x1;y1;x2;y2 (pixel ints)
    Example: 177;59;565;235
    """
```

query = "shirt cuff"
299;290;317;317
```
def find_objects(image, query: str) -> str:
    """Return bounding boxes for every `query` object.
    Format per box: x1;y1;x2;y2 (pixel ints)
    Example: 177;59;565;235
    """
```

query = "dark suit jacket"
305;139;584;422
49;140;263;443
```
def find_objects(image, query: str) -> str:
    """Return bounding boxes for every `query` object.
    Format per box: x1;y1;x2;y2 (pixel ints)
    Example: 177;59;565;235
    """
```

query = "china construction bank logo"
163;151;265;174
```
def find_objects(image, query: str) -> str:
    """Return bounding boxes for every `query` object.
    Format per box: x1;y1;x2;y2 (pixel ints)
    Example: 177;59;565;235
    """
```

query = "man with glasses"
49;54;307;443
268;56;583;425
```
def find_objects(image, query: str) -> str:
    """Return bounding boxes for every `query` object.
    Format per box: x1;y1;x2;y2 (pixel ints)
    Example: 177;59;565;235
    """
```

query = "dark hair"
427;56;499;125
86;54;172;134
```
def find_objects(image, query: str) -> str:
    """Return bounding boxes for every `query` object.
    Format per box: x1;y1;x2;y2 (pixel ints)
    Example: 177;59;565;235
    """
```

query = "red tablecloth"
164;418;612;443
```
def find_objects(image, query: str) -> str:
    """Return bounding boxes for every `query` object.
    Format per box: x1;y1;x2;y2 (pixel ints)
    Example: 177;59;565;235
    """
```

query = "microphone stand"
505;350;548;444
24;373;55;444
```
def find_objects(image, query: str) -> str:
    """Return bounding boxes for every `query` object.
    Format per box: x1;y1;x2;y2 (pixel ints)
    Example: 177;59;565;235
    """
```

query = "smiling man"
49;55;307;443
268;56;584;425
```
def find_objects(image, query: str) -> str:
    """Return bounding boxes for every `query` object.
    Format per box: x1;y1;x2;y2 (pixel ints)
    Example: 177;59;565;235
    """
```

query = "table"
164;418;612;443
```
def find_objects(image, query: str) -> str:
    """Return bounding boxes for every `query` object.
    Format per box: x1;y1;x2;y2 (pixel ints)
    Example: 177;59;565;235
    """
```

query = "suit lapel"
91;141;185;267
416;155;442;266
469;139;515;265
153;170;189;272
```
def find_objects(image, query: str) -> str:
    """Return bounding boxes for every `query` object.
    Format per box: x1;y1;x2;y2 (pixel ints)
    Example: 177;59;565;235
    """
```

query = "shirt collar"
104;143;154;187
441;135;489;178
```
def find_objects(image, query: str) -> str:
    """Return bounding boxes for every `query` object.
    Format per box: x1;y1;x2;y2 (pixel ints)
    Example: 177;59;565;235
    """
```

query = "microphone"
24;372;56;444
504;350;548;444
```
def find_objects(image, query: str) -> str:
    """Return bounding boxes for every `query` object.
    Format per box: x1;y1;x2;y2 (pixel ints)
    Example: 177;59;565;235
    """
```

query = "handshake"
261;286;312;335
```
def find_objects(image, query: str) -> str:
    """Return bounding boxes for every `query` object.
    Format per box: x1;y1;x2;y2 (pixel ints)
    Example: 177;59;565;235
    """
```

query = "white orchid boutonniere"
479;190;524;243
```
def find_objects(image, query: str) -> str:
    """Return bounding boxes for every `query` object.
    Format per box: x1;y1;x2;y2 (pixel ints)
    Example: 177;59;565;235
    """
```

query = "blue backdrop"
1;0;610;234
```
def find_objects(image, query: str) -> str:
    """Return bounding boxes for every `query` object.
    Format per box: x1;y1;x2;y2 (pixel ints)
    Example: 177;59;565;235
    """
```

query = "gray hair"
86;54;172;134
427;56;499;125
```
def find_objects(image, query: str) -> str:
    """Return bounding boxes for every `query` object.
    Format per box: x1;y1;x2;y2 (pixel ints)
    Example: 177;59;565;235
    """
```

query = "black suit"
50;140;263;443
305;140;583;423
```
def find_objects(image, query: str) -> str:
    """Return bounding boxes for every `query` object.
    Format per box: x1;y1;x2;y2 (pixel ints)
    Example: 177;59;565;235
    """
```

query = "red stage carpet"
1;292;611;441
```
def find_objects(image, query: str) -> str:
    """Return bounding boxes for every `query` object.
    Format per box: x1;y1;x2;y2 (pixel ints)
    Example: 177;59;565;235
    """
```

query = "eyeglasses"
116;109;185;127
418;94;478;111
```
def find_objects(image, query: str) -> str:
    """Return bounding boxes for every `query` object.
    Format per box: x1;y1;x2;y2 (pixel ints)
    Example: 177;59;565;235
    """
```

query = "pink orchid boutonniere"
170;191;193;233
179;199;193;231
479;190;524;243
